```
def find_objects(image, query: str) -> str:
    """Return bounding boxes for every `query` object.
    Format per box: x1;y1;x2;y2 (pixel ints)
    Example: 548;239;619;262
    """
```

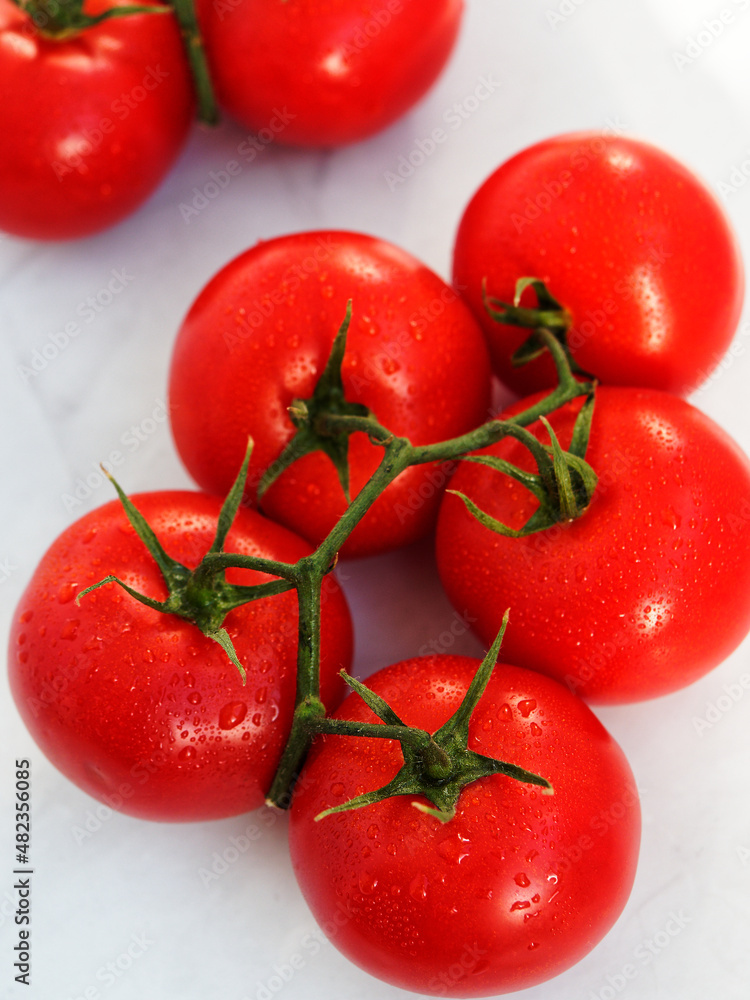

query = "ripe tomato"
8;491;352;821
436;387;750;704
168;230;492;559
196;0;463;146
0;0;195;240
289;654;640;996
452;132;745;396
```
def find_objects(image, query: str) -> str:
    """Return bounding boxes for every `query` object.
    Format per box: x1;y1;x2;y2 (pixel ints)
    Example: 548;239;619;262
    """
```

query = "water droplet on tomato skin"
60;619;80;641
409;874;429;901
218;701;247;730
358;872;378;896
514;872;531;887
187;692;202;706
178;746;197;762
57;582;78;604
517;699;537;718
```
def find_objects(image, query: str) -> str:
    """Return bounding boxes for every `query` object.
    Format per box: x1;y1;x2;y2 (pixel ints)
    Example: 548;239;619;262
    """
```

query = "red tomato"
289;654;640;996
196;0;463;146
436;387;750;704
452;132;745;396
0;0;194;240
168;230;492;559
8;491;352;821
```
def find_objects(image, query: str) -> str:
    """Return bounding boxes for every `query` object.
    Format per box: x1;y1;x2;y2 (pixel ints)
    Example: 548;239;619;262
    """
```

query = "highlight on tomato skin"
196;0;465;147
452;131;745;397
288;654;641;997
0;0;196;241
7;491;353;822
436;386;750;705
168;229;493;559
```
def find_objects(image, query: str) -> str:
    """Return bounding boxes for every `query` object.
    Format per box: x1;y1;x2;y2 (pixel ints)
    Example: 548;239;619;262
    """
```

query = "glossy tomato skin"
168;230;492;559
436;387;750;703
289;655;640;996
0;0;194;240
8;492;352;821
452;132;745;396
196;0;463;147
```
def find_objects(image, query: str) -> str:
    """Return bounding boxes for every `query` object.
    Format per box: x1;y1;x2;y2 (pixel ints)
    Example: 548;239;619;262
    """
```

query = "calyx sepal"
449;392;598;537
314;613;553;824
257;301;372;506
76;439;293;680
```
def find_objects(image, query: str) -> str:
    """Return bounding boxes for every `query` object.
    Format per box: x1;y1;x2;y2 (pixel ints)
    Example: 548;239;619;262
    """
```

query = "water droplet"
514;872;531;887
178;746;197;762
367;824;379;840
517;699;537;718
331;782;345;797
20;609;33;623
60;619;80;641
57;582;78;604
499;702;513;721
219;701;247;730
187;692;202;705
527;941;540;951
184;672;195;688
510;900;531;911
409;874;429;900
358;872;377;895
437;833;471;865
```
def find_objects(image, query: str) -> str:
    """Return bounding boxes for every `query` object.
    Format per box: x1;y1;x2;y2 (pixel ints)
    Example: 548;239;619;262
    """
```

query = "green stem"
264;370;593;809
265;561;327;807
15;0;172;40
168;0;218;124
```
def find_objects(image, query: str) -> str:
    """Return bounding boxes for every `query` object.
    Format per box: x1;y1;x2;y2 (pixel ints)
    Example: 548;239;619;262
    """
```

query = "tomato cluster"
0;0;463;240
6;21;750;993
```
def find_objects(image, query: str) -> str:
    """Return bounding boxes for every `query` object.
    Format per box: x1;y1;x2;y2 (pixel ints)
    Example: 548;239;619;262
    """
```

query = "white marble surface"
3;2;750;998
